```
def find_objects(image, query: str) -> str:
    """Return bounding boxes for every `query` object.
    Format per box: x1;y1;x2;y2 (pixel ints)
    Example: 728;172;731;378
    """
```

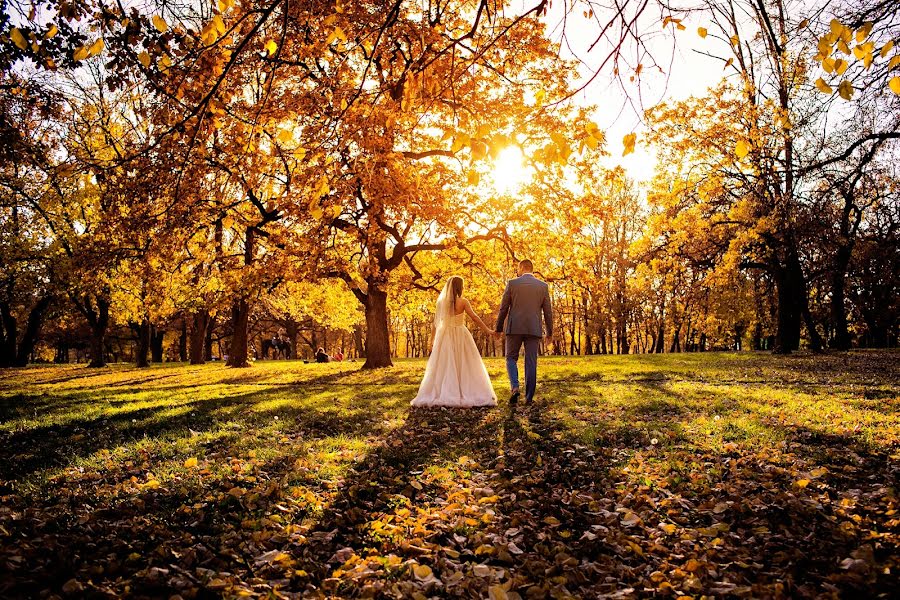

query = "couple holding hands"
412;259;552;408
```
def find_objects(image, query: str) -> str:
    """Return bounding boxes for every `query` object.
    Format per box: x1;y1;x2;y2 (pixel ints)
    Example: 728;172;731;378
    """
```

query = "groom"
495;259;553;404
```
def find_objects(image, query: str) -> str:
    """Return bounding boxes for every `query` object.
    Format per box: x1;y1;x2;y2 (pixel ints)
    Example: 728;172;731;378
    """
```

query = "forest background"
1;0;898;370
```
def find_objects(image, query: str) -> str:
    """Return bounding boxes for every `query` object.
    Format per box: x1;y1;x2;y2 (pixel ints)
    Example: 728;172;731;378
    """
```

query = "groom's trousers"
505;335;541;402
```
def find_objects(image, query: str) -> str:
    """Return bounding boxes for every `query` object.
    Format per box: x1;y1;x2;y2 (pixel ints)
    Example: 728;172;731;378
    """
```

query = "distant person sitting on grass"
331;350;344;362
315;348;330;363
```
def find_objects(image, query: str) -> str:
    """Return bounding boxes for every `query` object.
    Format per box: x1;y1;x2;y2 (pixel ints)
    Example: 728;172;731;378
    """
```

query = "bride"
411;276;498;408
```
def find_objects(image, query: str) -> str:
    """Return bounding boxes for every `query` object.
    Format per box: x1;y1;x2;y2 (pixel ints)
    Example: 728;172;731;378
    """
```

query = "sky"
539;2;734;183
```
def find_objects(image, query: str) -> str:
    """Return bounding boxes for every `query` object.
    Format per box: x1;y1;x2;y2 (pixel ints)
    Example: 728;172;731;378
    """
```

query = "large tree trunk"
150;325;165;363
353;324;365;359
362;287;393;369
227;227;255;368
88;324;107;367
830;246;852;350
189;310;209;365
204;316;215;361
0;301;17;367
771;257;801;354
85;296;110;368
226;298;251;368
178;318;188;362
133;319;151;368
285;319;298;359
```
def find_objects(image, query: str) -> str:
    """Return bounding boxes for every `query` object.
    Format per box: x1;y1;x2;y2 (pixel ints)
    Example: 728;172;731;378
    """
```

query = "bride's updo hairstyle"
448;276;464;312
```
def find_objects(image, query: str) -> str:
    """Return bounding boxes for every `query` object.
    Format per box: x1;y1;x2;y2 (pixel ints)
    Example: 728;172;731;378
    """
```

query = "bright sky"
540;3;729;183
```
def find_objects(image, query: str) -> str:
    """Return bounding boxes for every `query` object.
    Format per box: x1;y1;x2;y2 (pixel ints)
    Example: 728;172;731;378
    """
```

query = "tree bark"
771;257;801;354
362;286;393;369
285;319;298;359
189;310;209;364
830;246;852;350
150;324;165;363
85;296;110;368
133;319;150;368
204;316;215;361
0;301;17;367
227;227;255;368
178;318;188;362
226;298;251;367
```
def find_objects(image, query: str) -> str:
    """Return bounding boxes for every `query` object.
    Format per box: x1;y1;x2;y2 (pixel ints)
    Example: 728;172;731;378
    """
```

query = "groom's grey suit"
495;274;553;402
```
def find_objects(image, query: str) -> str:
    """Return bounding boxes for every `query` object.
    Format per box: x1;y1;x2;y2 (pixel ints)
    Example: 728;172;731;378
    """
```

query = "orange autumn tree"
133;1;595;367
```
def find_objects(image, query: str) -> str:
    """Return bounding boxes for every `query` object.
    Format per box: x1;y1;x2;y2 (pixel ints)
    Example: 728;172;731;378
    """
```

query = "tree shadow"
2;364;898;598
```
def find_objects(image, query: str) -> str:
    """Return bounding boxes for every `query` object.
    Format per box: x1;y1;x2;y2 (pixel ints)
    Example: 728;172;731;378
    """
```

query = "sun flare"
492;145;532;194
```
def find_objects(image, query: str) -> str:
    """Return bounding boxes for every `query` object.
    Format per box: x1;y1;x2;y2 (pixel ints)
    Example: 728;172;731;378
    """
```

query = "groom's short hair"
519;259;533;272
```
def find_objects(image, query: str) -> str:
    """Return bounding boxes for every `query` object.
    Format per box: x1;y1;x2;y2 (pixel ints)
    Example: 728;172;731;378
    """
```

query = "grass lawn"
0;351;898;599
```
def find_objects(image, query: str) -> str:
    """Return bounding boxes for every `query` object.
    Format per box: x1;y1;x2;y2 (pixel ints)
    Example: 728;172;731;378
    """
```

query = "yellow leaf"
880;40;894;58
730;34;740;46
45;25;58;39
470;140;488;160
622;132;636;156
152;15;168;34
890;56;900;70
73;45;89;61
212;15;226;35
10;28;28;50
265;40;277;56
412;564;432;579
138;51;151;68
822;57;835;73
277;129;293;144
815;77;833;94
838;79;854;100
659;522;677;534
88;38;104;57
735;140;750;158
184;457;198;468
855;21;873;42
830;19;843;36
834;58;848;74
890;77;900;95
697;27;707;38
467;170;480;185
311;206;323;220
534;88;546;105
794;478;811;489
585;135;598;150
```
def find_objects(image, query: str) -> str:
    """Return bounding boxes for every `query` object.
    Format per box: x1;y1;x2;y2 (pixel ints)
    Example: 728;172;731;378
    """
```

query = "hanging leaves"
890;77;900;95
10;27;28;50
152;15;168;34
697;27;708;38
735;140;750;158
815;78;833;94
622;133;636;156
838;79;854;100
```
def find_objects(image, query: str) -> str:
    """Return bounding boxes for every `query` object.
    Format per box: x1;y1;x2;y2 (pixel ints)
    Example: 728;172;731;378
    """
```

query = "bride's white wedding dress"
411;310;497;408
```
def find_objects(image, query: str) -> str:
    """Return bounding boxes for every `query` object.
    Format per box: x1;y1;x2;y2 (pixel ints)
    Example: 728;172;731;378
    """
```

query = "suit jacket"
495;274;553;337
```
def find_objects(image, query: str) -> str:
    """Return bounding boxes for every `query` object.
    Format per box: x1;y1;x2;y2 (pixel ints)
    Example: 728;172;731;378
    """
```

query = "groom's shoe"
509;389;520;405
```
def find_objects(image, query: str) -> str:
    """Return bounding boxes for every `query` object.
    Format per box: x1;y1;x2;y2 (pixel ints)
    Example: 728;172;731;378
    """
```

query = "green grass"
0;352;898;598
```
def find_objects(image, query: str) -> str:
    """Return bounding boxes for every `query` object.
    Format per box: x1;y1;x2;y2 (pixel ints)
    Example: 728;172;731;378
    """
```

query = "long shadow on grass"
0;369;413;485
